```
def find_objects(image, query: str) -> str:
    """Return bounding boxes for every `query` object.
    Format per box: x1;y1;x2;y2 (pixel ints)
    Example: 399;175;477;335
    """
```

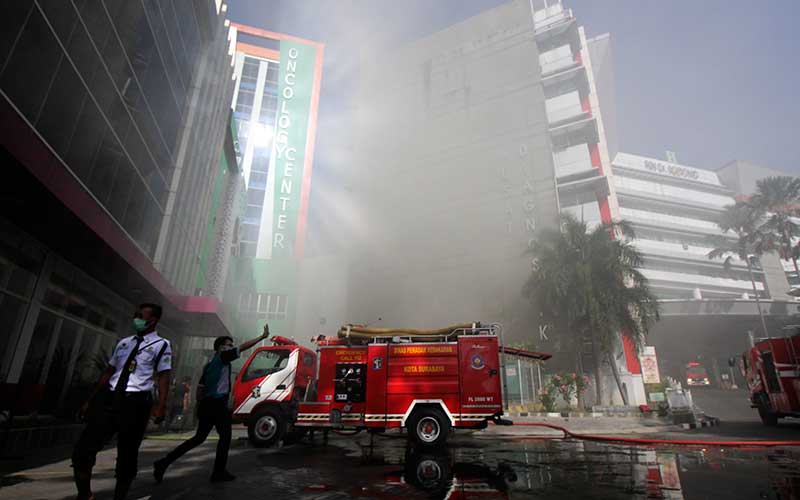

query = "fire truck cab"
743;333;800;426
234;323;510;448
231;336;317;446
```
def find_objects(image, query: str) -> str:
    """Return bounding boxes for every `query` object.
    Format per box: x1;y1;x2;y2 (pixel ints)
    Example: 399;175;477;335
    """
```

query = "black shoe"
209;471;237;483
153;459;167;483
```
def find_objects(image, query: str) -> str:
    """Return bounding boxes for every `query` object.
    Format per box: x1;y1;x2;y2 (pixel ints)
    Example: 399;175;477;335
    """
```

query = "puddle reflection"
327;437;800;499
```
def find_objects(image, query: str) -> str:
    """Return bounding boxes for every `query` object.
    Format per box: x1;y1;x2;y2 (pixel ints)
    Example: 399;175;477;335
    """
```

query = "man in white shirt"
72;303;172;500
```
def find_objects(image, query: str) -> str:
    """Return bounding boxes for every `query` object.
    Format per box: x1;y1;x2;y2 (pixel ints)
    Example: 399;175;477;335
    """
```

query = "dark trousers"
160;396;232;474
72;390;152;482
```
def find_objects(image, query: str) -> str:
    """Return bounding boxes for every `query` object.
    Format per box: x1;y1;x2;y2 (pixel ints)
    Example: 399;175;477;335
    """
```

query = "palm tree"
707;202;770;343
525;215;660;406
751;176;800;276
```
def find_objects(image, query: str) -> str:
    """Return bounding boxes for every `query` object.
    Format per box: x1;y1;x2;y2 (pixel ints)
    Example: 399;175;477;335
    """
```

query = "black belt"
110;390;152;399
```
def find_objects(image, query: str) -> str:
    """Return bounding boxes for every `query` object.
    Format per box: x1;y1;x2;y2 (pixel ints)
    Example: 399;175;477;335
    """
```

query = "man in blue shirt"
153;324;269;483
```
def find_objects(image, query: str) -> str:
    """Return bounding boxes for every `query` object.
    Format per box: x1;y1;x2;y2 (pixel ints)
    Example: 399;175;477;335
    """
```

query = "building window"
238;293;289;321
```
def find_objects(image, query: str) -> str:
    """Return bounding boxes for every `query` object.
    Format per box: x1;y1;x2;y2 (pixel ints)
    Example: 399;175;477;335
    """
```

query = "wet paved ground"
2;427;800;499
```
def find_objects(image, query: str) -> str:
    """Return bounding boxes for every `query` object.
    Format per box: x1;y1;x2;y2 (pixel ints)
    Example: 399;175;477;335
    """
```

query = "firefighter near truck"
232;323;516;448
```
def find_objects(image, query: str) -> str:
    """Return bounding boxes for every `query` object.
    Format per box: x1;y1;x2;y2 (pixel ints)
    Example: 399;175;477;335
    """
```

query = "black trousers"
160;397;232;474
72;390;152;481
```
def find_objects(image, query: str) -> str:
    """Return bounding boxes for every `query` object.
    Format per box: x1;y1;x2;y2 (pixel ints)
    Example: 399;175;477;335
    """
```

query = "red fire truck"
743;333;800;426
233;323;512;448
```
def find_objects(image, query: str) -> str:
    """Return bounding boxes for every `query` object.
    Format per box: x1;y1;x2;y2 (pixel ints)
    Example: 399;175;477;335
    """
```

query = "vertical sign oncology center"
266;40;319;258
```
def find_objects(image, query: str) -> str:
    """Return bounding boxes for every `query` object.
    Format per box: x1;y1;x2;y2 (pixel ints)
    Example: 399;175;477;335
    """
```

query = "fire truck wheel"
408;407;450;448
758;405;779;426
248;408;284;447
756;394;779;426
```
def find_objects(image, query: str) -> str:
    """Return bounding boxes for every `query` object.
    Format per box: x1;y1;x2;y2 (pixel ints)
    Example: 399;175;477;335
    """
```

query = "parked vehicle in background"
685;362;711;387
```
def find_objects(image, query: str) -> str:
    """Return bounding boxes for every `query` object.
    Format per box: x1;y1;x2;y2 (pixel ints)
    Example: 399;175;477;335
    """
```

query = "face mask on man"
133;318;149;334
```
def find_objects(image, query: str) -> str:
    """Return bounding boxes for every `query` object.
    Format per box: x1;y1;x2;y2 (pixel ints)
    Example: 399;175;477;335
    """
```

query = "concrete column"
760;252;792;301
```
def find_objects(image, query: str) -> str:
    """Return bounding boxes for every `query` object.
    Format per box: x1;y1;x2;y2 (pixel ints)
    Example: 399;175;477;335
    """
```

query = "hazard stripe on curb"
681;418;720;430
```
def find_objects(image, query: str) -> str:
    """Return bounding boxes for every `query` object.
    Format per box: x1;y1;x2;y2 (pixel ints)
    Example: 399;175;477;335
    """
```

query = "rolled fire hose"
337;323;475;339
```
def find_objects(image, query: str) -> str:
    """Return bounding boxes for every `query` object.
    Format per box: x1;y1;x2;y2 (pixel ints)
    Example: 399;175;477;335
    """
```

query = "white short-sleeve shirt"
107;331;172;392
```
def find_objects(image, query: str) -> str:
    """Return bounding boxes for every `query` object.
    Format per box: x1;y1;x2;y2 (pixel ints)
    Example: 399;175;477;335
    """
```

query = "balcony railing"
640;268;765;291
545;90;585;125
619;207;720;232
633;239;751;268
554;143;593;178
533;3;573;33
539;45;577;75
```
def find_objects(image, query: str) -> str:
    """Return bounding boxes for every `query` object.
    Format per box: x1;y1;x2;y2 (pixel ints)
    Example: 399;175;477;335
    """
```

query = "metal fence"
503;354;545;409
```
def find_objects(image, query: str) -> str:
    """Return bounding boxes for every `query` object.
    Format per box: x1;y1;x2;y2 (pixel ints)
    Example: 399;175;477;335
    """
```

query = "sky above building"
228;0;800;174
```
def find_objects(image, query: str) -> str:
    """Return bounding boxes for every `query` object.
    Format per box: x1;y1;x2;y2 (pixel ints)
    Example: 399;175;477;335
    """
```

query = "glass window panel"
156;1;190;85
265;64;278;83
142;0;185;92
257;293;269;313
64;101;105;185
240;242;256;258
0;292;28;377
144;171;167;208
237;90;254;106
0;2;34;67
87;131;123;203
106;157;136;222
65;21;102;89
100;27;132;90
241;224;259;242
58;328;103;416
277;296;288;314
0;8;62;122
35;60;87;158
37;0;79;47
138;189;163;258
246;189;265;205
122;179;148;243
40;320;80;415
0;231;44;298
19;310;58;385
242;58;259;79
245;205;263;219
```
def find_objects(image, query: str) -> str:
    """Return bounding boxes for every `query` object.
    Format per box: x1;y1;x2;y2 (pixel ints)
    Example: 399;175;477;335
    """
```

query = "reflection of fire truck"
392;448;517;499
233;323;513;447
742;334;800;426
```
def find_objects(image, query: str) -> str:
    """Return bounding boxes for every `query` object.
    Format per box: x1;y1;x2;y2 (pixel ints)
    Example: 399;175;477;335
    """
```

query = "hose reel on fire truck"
337;323;478;341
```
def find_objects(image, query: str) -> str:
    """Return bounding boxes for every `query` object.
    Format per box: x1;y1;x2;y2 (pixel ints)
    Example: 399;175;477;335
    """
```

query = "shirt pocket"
136;345;160;372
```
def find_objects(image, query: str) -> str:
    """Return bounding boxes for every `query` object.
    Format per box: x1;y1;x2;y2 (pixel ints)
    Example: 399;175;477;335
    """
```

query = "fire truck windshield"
242;349;290;382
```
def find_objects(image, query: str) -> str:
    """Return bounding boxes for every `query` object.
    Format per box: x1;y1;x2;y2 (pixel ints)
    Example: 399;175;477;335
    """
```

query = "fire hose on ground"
503;421;800;448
